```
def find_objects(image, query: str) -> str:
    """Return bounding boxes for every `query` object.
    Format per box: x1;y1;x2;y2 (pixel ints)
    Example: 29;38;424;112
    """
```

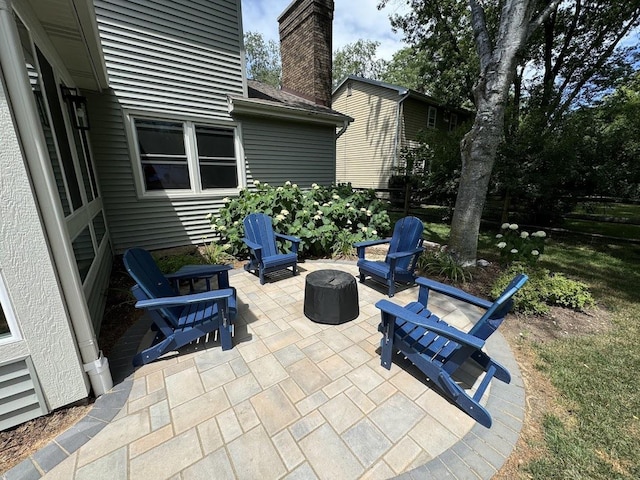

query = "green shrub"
201;241;234;265
207;181;391;258
491;264;595;315
153;252;203;274
417;249;473;284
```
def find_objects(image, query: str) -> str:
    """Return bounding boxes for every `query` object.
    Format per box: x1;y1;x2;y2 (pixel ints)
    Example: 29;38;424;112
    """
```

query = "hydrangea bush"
207;181;391;258
495;223;547;265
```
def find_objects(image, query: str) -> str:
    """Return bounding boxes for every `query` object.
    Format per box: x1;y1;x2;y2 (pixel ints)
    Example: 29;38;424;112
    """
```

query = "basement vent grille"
0;358;48;431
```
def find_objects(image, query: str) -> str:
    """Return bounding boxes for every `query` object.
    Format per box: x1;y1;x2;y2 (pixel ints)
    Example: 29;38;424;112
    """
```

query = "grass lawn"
523;240;640;479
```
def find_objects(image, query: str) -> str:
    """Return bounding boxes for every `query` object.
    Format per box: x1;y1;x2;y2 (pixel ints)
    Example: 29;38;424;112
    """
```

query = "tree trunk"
449;93;507;264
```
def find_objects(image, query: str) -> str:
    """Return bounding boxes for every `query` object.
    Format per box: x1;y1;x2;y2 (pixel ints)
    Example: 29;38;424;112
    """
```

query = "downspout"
0;0;112;395
335;117;350;139
393;91;410;170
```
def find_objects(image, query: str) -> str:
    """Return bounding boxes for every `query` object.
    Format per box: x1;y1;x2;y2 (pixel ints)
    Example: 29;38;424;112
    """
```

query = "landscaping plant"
207;181;391;258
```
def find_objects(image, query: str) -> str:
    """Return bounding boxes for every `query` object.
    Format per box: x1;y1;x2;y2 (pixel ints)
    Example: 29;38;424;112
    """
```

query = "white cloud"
241;0;409;61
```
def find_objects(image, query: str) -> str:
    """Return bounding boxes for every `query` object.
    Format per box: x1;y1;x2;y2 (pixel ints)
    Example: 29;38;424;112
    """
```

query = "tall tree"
244;31;281;87
333;39;388;85
382;0;640;263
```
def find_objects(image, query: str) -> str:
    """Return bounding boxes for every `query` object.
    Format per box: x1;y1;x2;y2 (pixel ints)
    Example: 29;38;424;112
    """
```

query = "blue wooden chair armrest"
415;277;493;310
166;264;231;280
242;237;263;252
387;246;425;260
353;238;391;249
376;300;485;350
274;232;301;244
135;288;235;310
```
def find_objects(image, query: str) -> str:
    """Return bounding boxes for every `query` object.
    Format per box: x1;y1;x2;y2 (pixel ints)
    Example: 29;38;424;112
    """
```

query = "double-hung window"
427;106;437;129
131;116;242;196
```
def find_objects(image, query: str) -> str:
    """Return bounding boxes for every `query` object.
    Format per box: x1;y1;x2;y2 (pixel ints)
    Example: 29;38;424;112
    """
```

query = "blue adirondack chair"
243;213;301;284
376;274;527;428
354;216;425;297
123;248;237;366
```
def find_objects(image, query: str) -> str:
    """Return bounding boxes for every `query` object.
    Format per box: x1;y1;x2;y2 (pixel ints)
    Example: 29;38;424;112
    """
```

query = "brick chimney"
278;0;334;107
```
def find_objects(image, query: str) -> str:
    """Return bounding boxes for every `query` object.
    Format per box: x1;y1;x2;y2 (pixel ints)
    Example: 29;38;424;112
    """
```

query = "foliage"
332;39;388;86
381;47;434;94
152;252;204;274
381;0;640;262
494;223;546;266
491;264;594;315
244;31;281;87
201;241;234;265
331;230;361;259
417;249;472;284
208;182;391;258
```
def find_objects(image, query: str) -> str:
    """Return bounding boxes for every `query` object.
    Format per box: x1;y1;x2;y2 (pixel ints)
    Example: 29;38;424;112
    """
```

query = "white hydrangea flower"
205;213;213;219
510;248;518;253
495;233;503;238
277;186;284;191
531;250;540;256
349;206;356;211
275;214;285;221
210;224;217;231
292;183;298;188
501;223;510;229
371;229;377;235
313;201;319;206
361;226;368;232
285;181;291;186
253;180;260;186
219;225;227;231
520;231;529;238
222;197;230;203
346;219;352;225
313;215;321;220
316;210;323;215
533;230;547;238
345;203;351;207
311;183;318;188
366;210;372;216
313;184;320;190
323;202;330;207
497;242;507;249
360;207;367;212
302;209;308;214
233;221;239;226
263;182;269;187
509;223;519;230
332;194;340;200
281;209;289;216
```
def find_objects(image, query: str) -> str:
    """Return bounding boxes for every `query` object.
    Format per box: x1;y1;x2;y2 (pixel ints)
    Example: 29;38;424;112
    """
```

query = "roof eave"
227;96;353;127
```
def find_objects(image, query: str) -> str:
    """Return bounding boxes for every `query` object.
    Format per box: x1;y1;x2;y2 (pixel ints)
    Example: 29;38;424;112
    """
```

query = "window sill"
137;187;243;200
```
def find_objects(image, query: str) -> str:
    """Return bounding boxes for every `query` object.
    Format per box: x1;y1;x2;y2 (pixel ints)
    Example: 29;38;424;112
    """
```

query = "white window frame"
449;113;458;132
0;272;22;345
427;106;437;129
125;111;246;199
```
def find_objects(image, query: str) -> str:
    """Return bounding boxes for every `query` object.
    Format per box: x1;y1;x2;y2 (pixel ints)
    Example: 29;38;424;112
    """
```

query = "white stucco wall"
0;75;88;409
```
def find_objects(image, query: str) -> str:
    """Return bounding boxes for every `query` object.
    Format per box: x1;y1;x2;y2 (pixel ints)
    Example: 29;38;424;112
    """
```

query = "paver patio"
4;261;525;480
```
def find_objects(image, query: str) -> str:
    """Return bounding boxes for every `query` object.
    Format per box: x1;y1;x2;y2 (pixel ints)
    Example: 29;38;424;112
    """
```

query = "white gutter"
0;0;112;395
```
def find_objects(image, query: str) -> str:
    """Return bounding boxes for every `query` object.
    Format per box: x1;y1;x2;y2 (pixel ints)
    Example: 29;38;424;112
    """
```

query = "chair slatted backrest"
123;248;182;324
468;273;528;340
244;213;278;258
386;216;424;271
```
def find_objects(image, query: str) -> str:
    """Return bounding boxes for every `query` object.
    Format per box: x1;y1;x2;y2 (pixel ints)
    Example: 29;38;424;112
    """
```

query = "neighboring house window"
130;116;241;196
427;106;437;129
449;113;458;132
0;273;20;343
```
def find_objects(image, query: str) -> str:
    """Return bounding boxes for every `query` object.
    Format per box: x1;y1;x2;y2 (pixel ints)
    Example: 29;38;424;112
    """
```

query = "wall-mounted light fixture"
60;86;90;131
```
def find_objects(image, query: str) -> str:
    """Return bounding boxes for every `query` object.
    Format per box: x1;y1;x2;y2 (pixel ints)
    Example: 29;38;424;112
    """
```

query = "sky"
241;0;410;61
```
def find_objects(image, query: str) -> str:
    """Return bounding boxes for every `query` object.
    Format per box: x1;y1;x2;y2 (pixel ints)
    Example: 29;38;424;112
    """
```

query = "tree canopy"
332;39;388;85
244;31;281;87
